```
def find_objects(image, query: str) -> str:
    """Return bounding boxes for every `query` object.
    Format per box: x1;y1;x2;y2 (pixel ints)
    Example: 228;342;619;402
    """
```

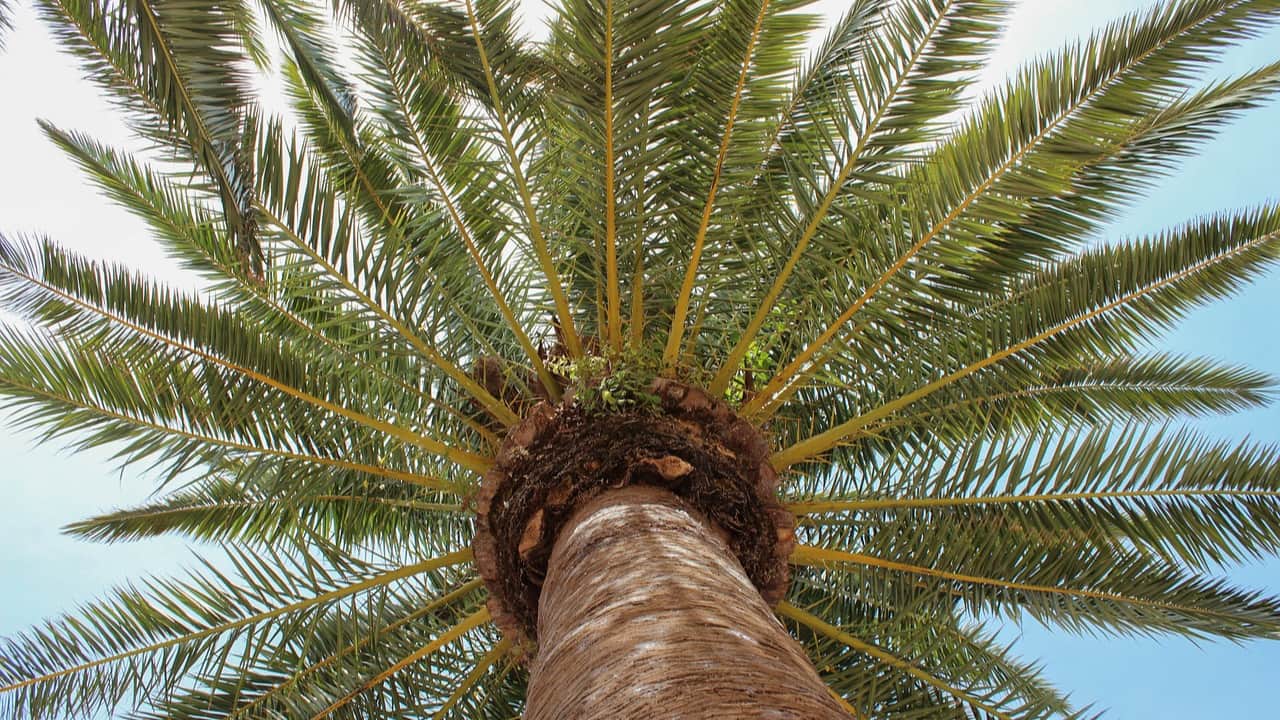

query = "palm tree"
2;0;1280;716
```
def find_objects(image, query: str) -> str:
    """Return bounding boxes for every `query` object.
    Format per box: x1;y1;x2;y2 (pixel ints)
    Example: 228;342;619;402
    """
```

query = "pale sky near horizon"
1;1;1278;717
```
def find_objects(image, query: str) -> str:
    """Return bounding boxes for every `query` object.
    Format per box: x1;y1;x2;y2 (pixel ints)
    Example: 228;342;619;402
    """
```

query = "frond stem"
462;0;582;358
777;601;1011;719
663;0;772;373
790;545;1264;626
0;549;473;696
256;202;519;429
374;46;560;400
229;577;484;718
709;0;956;396
5;375;457;491
772;229;1280;469
790;489;1280;515
4;261;491;474
308;605;491;719
603;0;621;354
745;2;1252;417
431;636;512;719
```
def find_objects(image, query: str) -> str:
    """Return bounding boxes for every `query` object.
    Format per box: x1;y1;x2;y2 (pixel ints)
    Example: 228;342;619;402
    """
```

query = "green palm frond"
774;203;1280;467
452;0;583;358
788;571;1085;719
352;9;559;394
42;122;504;447
261;0;357;136
0;545;472;718
781;602;1025;719
3;0;1280;717
247;115;521;427
130;579;490;720
706;0;1012;395
64;470;468;551
795;424;1280;563
34;0;265;276
0;236;489;478
856;354;1273;446
0;0;14;48
745;59;1280;419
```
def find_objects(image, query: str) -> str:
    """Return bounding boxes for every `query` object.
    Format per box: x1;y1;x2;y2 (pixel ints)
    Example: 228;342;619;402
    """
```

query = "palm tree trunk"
525;485;848;719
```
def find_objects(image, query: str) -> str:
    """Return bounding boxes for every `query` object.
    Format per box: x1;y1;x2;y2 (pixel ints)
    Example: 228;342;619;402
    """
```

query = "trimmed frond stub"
472;378;794;649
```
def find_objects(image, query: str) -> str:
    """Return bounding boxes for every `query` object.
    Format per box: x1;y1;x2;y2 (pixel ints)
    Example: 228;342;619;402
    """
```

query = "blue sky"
1;1;1279;717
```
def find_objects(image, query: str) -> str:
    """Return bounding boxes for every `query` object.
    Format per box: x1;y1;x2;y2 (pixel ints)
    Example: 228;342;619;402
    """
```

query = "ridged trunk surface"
524;485;846;719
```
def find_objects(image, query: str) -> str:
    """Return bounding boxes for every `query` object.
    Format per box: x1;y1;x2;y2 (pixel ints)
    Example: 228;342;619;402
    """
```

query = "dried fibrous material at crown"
472;378;795;651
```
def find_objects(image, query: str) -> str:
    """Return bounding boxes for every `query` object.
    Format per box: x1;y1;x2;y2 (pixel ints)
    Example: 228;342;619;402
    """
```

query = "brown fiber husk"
472;379;795;650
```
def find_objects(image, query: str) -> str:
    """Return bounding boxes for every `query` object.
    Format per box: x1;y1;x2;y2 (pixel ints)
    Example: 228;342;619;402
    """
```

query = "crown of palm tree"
1;0;1280;717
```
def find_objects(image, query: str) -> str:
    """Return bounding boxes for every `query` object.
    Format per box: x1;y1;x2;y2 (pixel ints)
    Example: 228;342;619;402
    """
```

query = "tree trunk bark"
525;485;847;720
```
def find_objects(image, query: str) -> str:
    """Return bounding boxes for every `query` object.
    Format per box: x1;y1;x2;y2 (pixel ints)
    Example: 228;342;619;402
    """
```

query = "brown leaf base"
471;379;795;653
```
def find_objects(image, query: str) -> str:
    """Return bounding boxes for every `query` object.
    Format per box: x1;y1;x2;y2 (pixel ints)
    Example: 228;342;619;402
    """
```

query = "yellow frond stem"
0;550;474;696
790;545;1255;625
788;489;1280;515
707;4;953;397
383;70;560;402
776;601;1011;720
628;237;646;348
627;107;656;349
663;0;772;373
432;637;513;719
5;373;459;491
257;204;520;429
743;4;1246;415
603;0;621;354
463;0;582;359
230;578;485;718
772;230;1280;470
826;685;867;719
6;259;492;474
309;606;492;720
313;496;464;513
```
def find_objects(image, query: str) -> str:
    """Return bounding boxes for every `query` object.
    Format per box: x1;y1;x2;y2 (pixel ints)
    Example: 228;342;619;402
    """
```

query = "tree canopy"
1;0;1280;718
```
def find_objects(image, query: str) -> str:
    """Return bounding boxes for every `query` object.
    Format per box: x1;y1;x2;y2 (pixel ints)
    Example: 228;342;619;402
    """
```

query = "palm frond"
794;544;1280;640
663;0;779;369
707;0;1011;395
249;115;521;427
794;424;1280;575
64;471;468;551
780;602;1014;719
0;0;15;49
0;235;491;477
122;577;488;719
459;0;583;358
351;12;559;397
748;4;1280;419
0;547;471;719
42;122;503;446
307;606;491;720
776;204;1280;468
34;0;264;275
